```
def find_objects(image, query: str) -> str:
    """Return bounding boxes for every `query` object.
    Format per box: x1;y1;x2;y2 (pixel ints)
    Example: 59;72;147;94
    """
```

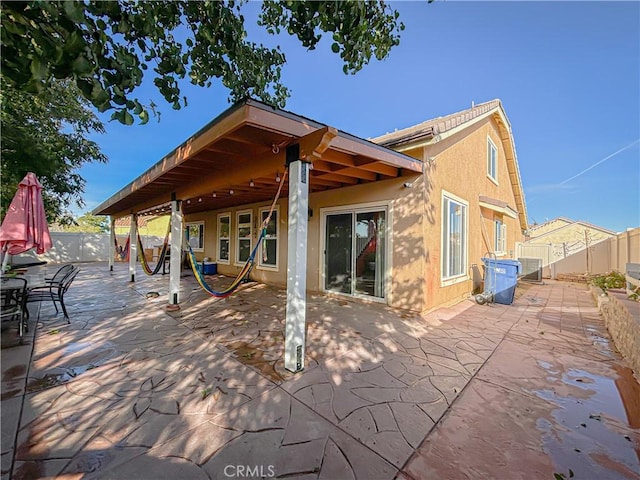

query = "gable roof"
528;217;616;240
528;217;573;233
370;100;528;231
371;99;502;148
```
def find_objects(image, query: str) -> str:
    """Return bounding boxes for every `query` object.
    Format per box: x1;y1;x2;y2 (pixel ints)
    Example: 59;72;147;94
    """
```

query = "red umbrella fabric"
0;172;53;257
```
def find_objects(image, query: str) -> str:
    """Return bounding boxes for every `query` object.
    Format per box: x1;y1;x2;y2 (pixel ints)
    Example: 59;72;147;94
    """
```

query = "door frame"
319;200;393;304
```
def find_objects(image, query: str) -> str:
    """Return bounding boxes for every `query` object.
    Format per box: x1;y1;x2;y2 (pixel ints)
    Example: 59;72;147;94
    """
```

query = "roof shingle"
371;99;502;148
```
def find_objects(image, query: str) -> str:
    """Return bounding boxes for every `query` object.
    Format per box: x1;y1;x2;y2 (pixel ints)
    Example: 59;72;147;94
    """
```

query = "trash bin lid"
495;259;522;267
497;259;521;270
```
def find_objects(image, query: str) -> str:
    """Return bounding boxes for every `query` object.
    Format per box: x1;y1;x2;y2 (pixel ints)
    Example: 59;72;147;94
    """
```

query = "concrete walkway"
1;264;638;479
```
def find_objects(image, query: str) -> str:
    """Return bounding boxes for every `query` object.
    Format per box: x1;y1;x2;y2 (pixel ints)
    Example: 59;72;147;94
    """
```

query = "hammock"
186;169;288;298
114;235;130;261
136;218;171;275
186;227;266;298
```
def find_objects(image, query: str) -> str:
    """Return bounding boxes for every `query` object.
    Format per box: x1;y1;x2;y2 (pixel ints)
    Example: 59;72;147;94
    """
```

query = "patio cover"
92;99;423;219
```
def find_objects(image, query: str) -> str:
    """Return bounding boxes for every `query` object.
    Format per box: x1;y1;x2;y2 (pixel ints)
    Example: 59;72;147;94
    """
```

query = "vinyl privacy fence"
516;227;639;278
8;232;164;265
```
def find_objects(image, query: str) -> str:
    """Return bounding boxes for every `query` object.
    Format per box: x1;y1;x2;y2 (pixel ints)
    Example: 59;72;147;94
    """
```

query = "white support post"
285;160;309;372
129;214;137;282
109;216;115;271
169;199;183;306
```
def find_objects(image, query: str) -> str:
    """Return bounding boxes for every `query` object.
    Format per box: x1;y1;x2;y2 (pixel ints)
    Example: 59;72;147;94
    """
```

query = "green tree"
55;213;110;233
0;79;107;224
1;1;404;125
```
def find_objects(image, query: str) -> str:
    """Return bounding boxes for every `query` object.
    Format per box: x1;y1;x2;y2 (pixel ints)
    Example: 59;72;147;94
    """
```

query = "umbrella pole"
1;246;9;272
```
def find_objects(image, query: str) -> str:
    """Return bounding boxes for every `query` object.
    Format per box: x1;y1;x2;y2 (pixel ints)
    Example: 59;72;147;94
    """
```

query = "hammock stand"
114;235;130;261
136;218;171;276
185;169;288;299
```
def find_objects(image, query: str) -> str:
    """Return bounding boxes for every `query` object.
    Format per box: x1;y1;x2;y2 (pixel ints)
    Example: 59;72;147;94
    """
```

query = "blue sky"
82;1;640;233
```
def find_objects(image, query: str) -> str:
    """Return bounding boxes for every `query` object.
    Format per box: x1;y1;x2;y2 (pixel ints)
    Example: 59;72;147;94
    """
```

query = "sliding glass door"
324;207;386;299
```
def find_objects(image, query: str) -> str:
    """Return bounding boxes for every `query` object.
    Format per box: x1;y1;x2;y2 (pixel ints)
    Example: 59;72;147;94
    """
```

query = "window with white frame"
487;137;497;182
236;211;252;264
442;194;468;280
217;214;230;263
495;218;507;255
259;207;278;268
186;222;204;252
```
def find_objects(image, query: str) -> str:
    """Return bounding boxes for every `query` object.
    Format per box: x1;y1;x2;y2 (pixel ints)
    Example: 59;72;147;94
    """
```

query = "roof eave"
93;99;422;217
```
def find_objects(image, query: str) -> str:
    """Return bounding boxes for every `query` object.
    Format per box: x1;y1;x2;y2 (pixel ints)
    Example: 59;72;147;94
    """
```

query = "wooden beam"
320;150;356;168
313;172;359;185
307;176;343;188
226;127;291;149
298;126;338;162
93;106;249;215
308;160;374;181
335;166;377;181
176;150;287;201
331;135;423;173
204;138;259;157
353;156;399;177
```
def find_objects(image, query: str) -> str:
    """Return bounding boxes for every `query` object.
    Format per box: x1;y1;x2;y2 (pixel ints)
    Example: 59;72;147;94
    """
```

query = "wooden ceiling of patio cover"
93;100;423;218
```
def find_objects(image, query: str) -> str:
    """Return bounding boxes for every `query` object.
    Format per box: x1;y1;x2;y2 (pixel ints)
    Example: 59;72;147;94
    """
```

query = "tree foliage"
1;1;404;124
0;79;107;224
54;213;110;233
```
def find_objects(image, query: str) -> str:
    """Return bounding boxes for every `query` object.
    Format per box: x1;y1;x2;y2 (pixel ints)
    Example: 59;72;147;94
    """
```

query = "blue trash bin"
481;258;521;305
202;262;217;275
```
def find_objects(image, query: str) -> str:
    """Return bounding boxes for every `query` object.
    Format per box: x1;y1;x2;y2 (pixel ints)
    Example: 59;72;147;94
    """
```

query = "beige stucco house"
94;99;528;315
114;215;170;237
372;100;528;309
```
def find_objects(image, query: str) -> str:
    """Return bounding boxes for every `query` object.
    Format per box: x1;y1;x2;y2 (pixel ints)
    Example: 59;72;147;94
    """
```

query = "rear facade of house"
372;100;528;310
96;99;527;313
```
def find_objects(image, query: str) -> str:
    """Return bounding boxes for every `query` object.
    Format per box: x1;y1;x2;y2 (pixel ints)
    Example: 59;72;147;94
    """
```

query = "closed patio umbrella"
0;172;53;271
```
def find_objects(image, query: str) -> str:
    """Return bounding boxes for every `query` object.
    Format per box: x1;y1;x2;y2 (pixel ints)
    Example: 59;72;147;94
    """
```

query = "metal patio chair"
26;266;79;323
44;264;74;284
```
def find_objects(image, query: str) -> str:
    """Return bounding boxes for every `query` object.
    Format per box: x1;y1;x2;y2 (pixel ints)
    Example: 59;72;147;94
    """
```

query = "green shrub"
591;271;626;293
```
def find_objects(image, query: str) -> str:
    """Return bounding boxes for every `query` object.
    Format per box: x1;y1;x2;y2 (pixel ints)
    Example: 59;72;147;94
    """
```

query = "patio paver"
1;263;638;479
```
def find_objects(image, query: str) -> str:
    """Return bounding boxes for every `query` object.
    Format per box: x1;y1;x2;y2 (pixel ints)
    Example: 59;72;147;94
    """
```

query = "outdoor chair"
23;264;73;320
1;276;28;344
26;266;79;323
44;264;74;284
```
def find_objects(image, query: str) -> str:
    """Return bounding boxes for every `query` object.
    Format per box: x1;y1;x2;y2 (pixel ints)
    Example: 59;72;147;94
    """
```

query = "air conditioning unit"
518;257;543;282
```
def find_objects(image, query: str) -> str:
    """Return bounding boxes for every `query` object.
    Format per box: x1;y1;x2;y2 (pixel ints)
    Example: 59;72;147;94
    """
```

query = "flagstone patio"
1;263;639;479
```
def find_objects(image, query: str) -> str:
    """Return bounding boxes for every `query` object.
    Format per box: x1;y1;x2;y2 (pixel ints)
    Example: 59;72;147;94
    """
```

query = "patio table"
7;268;46;289
1;275;29;343
0;276;27;294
